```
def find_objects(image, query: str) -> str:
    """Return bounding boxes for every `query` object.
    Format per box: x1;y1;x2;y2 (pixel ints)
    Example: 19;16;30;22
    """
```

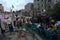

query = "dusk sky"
0;0;33;11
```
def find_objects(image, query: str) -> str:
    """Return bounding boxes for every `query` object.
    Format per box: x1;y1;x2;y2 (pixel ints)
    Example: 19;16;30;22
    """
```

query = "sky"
0;0;33;11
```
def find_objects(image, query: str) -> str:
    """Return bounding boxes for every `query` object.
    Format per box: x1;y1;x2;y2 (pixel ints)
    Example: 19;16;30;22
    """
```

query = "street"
0;35;9;40
0;27;43;40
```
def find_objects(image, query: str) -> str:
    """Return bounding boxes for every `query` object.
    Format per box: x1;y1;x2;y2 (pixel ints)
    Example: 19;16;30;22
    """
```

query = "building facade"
25;3;34;12
54;0;60;4
33;0;56;13
0;4;4;12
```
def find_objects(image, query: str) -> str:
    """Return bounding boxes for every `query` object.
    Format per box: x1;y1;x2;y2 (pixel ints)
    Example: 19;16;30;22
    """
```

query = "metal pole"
10;6;14;28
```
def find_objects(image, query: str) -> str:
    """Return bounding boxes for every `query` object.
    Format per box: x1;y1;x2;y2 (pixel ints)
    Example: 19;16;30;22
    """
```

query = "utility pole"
10;5;14;28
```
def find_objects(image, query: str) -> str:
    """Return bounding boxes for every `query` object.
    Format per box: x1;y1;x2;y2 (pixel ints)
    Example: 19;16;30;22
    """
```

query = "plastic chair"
56;34;60;40
37;27;43;36
44;30;54;40
30;24;36;31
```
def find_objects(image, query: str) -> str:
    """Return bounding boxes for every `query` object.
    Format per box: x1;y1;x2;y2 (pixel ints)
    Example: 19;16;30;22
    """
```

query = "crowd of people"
0;16;24;36
28;14;60;40
0;14;60;40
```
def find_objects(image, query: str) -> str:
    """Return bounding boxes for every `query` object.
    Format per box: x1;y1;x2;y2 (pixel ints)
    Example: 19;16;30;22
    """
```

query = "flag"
12;5;14;8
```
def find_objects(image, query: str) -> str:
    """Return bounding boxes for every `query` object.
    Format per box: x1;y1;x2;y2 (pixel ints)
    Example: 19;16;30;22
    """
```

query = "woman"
1;22;6;36
8;23;14;35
